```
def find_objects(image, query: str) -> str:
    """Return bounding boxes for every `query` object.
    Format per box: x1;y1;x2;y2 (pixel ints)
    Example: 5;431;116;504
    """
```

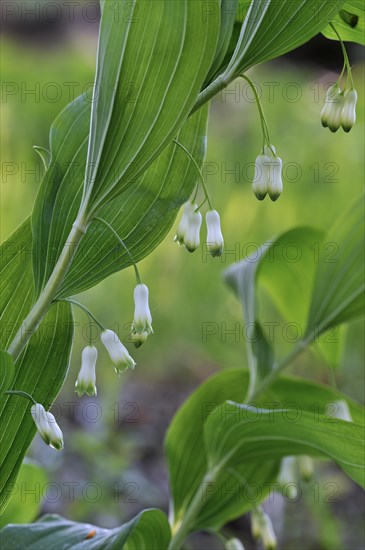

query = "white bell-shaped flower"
31;403;51;445
174;202;196;245
101;329;136;373
253;153;270;200
225;537;245;550
321;84;338;128
46;411;64;451
341;88;357;132
277;456;298;499
321;85;345;133
132;283;153;347
251;509;277;550
184;209;202;253
265;145;283;202
260;513;277;550
75;345;98;397
298;455;314;482
206;209;224;257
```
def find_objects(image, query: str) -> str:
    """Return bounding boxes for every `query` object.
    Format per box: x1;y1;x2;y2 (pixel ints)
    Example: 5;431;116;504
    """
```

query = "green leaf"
166;368;364;532
230;0;346;73
0;220;34;349
0;509;171;549
205;401;365;489
306;199;365;339
0;460;48;527
0;224;73;513
33;146;51;170
32;91;209;297
224;227;322;395
322;1;365;44
205;0;238;84
0;351;15;396
82;0;219;214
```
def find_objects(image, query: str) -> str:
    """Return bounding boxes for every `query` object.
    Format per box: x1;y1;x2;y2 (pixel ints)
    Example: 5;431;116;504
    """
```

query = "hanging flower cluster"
321;84;357;133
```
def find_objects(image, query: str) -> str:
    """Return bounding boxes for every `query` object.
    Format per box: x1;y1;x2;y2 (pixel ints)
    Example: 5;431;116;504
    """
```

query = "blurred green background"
1;8;364;549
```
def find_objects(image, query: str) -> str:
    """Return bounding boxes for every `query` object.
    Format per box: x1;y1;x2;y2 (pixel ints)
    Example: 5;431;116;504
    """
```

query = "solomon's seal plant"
0;1;364;548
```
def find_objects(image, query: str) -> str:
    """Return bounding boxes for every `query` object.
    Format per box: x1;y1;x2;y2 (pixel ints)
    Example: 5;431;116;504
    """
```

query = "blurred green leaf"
0;460;47;527
224;227;323;395
322;1;365;44
0;509;171;549
166;368;364;533
306;199;365;339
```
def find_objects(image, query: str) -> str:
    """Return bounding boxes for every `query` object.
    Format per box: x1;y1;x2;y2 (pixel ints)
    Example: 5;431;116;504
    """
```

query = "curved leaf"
0;509;171;550
322;0;365;44
166;368;364;532
306;199;365;338
83;0;219;213
0;225;73;513
0;351;15;396
31;91;209;298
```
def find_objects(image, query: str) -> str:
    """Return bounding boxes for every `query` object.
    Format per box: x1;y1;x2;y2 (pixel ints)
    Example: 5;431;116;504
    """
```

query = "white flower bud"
298;455;314;482
133;284;153;334
101;329;136;373
75;346;98;397
251;509;277;550
326;399;353;422
206;209;224;257
184;209;202;253
278;456;298;499
321;85;345;133
46;412;64;451
174;202;196;245
31;403;51;445
341;88;357;132
265;147;283;202
253;154;270;200
225;537;245;550
261;513;277;550
321;84;338;128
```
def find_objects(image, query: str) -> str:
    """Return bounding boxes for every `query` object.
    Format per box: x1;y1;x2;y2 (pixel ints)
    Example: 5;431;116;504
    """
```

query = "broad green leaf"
166;368;364;532
0;220;34;349
0;509;171;549
0;461;48;527
0;351;15;396
322;1;365;44
205;402;365;489
306;199;365;339
0;225;73;512
31;90;209;298
205;0;238;84
224;227;322;395
81;0;220;213
0;301;73;513
226;0;346;75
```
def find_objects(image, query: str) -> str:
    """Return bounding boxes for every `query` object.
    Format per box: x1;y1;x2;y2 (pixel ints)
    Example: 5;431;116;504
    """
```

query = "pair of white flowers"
75;284;152;397
251;508;277;550
321;84;357;133
175;203;224;257
31;403;64;451
253;145;283;202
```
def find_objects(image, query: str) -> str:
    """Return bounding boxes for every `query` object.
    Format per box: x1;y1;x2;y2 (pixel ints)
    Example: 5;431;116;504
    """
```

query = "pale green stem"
5;390;36;405
172;139;213;210
241;74;272;151
93;217;141;284
54;299;105;331
330;23;354;89
7;219;87;361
